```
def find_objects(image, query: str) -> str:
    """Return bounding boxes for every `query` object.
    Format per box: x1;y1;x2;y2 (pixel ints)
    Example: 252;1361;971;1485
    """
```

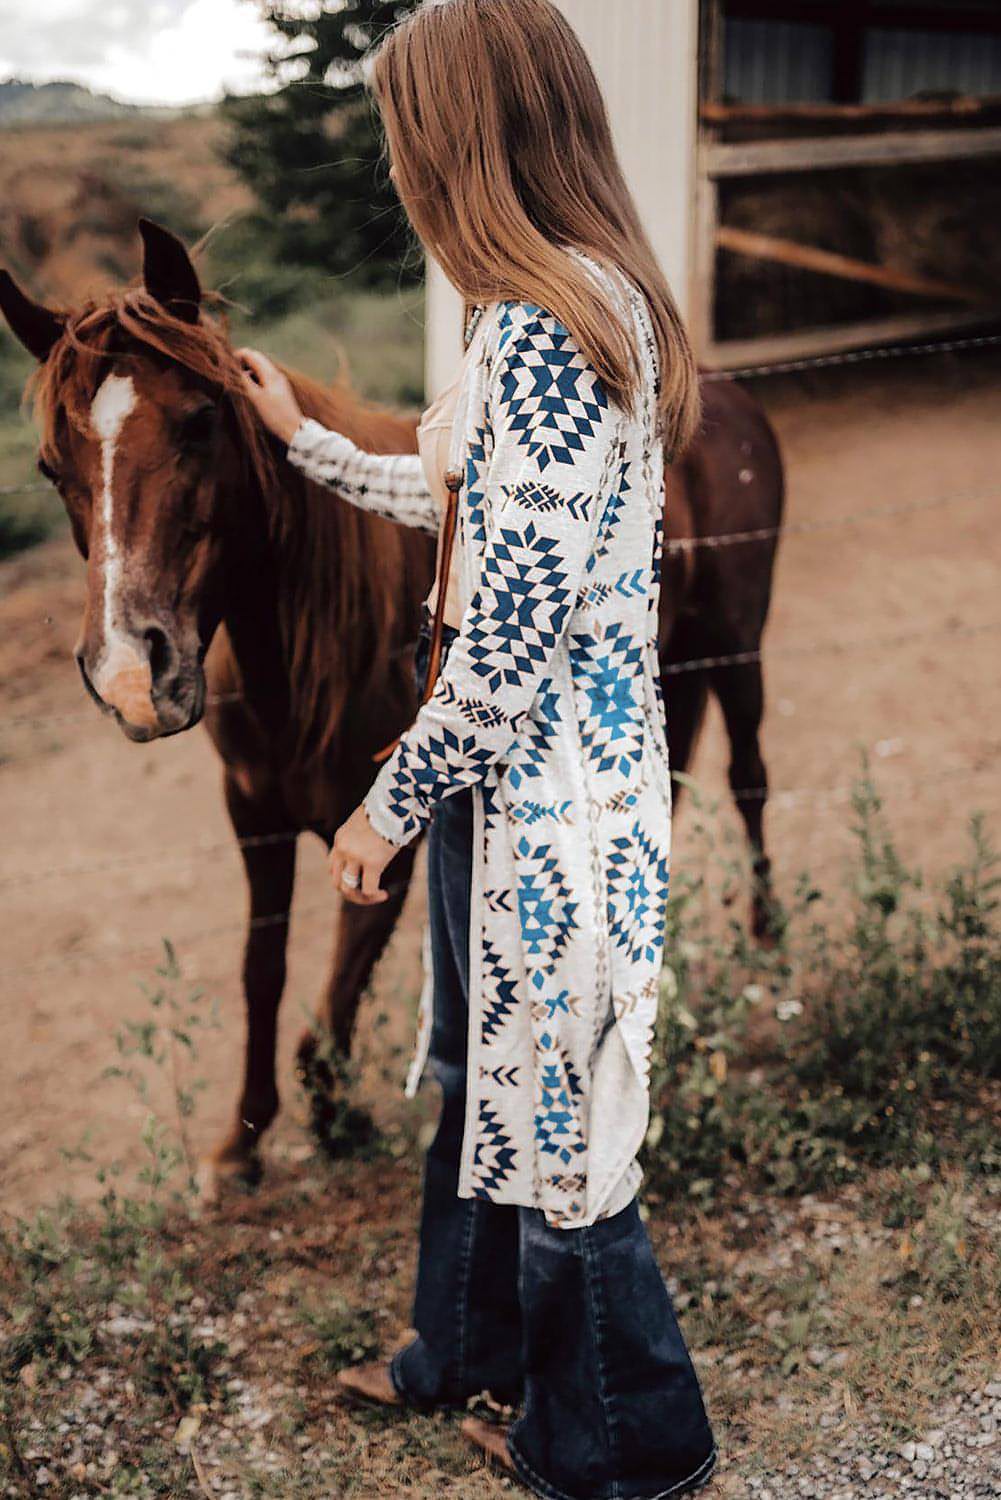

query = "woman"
239;1;716;1495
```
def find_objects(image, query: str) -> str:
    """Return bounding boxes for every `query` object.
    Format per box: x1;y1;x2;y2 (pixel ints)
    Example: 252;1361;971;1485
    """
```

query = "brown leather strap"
373;467;463;766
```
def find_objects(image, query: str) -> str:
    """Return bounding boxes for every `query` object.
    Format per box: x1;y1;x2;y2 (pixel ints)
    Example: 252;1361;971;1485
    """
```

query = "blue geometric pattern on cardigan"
570;622;646;777
515;835;578;979
464;419;491;550
382;728;496;839
471;1101;518;1198
481;779;505;835
607;819;672;966
539;988;580;1021
510;799;574;827
481;937;519;1042
579;569;648;610
481;1064;520;1088
466;523;575;693
436;678;511;732
497;306;610;472
504;684;562;790
534;1035;586;1166
594;457;630;562
501;479;591;520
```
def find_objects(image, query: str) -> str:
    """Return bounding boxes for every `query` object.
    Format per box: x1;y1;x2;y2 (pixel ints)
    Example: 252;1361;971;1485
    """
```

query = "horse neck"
222;377;424;761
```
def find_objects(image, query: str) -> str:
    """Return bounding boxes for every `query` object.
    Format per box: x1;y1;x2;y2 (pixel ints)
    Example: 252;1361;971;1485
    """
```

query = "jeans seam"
507;1435;719;1500
506;1435;580;1500
634;1445;719;1500
581;1225;621;1499
452;1196;479;1396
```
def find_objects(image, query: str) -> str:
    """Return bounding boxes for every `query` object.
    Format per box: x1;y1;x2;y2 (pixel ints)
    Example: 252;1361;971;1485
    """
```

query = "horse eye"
180;402;217;446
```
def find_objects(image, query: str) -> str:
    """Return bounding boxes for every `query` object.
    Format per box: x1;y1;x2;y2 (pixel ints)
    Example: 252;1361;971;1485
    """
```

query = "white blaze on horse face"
89;373;157;729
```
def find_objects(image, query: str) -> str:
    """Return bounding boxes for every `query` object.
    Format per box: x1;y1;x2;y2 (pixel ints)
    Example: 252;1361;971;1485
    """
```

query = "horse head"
0;219;276;741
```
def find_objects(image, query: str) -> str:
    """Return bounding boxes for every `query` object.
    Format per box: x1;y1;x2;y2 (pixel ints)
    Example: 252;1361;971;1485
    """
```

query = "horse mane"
29;283;429;765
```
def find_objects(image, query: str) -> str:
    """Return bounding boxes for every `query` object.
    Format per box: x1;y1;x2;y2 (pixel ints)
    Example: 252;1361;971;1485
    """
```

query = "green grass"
644;775;1001;1206
0;337;62;561
225;283;426;412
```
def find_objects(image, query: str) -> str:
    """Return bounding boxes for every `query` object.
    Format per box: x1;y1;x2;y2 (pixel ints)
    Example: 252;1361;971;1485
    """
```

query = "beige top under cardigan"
417;313;490;628
417;371;464;628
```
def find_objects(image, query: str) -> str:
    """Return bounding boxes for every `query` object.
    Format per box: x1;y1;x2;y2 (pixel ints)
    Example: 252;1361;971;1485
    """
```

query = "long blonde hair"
370;0;701;457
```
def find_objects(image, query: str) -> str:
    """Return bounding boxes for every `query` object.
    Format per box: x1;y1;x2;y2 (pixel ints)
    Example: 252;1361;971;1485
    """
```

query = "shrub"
644;773;1001;1203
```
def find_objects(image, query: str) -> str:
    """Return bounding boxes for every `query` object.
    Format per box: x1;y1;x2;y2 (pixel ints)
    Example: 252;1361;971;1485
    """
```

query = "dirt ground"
1;350;1000;1216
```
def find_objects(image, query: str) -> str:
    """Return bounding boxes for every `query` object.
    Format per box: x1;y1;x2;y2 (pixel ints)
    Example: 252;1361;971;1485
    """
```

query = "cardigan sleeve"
363;302;623;847
285;418;440;536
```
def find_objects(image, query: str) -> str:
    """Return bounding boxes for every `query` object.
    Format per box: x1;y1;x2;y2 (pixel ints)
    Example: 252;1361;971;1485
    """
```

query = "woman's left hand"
330;805;399;905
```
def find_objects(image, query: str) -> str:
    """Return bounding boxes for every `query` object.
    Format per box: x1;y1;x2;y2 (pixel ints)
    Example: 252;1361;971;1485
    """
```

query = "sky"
0;0;277;107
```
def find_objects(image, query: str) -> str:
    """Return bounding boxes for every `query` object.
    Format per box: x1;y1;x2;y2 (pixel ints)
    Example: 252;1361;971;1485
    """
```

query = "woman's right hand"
237;348;306;446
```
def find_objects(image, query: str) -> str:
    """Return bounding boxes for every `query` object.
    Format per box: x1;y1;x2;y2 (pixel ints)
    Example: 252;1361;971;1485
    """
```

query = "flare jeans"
391;608;717;1500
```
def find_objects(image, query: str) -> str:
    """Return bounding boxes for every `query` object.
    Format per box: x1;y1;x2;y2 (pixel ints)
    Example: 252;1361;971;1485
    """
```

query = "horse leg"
707;660;778;943
660;614;711;799
296;841;420;1154
199;774;297;1202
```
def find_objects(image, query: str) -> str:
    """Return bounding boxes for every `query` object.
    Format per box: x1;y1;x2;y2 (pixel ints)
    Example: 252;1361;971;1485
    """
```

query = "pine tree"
221;2;422;291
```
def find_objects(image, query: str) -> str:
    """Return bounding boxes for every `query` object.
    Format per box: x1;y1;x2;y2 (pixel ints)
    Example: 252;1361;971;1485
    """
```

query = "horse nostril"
144;625;173;685
76;651;107;710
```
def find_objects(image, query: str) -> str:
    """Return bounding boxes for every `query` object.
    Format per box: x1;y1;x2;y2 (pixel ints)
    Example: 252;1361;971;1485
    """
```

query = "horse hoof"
310;1097;377;1160
196;1150;263;1208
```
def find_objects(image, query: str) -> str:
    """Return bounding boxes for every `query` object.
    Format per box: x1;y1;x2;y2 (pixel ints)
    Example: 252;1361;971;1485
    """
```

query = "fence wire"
664;486;995;554
1;755;996;899
662;615;1001;676
701;330;1001;383
0;901;333;984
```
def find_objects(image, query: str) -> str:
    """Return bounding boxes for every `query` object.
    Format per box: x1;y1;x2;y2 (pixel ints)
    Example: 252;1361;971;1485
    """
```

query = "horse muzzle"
75;628;206;742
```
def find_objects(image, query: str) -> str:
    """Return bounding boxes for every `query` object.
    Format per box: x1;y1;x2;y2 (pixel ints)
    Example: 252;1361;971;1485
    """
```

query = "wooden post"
693;0;724;358
831;0;871;105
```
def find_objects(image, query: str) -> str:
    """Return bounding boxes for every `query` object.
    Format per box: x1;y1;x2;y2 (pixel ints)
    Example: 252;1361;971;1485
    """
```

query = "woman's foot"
335;1363;402;1408
461;1416;515;1474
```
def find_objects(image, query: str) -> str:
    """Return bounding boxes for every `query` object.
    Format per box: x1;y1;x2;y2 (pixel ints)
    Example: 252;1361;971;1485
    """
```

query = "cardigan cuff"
362;782;423;850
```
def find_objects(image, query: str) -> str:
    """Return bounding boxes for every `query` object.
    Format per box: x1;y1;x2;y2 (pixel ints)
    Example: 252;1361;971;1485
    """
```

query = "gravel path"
736;1379;1000;1500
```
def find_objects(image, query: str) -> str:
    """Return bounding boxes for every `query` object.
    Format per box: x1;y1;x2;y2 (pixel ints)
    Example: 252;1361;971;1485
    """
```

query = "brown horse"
0;219;782;1194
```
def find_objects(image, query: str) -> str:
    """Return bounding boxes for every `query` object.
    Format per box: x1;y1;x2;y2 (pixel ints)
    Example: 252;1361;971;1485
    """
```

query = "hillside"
0;77;156;127
0;106;424;559
0;110;251;302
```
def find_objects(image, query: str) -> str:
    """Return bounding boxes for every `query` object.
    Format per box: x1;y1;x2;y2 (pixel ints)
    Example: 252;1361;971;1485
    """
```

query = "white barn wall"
425;0;700;398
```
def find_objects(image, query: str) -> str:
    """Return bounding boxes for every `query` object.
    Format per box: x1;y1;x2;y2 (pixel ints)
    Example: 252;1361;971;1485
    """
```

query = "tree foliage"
221;2;422;290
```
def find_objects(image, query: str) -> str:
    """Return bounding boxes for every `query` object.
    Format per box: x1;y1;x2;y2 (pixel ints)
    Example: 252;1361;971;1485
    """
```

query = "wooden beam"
706;123;1001;175
702;307;1001;374
692;160;720;358
701;97;996;126
722;2;1001;36
717;225;987;305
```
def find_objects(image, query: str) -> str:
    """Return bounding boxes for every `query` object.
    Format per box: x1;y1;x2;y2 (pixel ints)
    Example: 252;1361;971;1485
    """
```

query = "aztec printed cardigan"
287;252;672;1228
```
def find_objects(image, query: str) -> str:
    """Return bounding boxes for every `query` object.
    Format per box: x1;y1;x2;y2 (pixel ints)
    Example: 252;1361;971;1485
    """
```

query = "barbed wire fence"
1;324;999;982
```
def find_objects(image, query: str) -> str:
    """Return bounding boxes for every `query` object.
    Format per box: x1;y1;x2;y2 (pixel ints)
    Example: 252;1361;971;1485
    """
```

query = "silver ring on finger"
341;867;361;891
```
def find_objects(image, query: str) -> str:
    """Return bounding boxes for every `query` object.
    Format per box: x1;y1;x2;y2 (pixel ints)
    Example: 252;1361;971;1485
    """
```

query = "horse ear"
0;269;65;362
138;217;202;325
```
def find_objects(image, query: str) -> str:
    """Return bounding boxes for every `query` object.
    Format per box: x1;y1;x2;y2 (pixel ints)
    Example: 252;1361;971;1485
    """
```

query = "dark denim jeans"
392;608;717;1500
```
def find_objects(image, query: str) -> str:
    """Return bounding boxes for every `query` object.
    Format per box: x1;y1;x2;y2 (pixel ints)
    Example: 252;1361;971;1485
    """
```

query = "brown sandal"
461;1415;516;1474
335;1363;402;1409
